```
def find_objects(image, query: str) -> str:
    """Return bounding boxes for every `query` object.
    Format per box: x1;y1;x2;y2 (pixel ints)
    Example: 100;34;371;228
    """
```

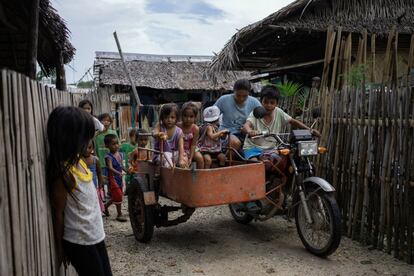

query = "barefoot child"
82;140;105;215
198;106;229;168
153;103;187;168
177;102;204;169
46;106;112;275
103;134;127;222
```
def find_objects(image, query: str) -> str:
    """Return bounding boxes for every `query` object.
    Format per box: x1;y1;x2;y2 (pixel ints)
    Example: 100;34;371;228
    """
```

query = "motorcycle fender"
303;177;336;192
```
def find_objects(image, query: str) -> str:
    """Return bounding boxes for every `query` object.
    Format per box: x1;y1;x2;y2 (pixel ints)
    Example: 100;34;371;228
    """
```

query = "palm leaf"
275;81;303;97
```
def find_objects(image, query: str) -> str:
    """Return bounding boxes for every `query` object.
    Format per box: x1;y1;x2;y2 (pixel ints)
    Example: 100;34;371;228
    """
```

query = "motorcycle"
229;106;341;257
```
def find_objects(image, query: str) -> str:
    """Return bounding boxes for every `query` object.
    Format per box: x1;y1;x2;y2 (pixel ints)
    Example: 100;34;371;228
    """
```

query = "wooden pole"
113;31;141;106
26;0;40;79
55;51;66;91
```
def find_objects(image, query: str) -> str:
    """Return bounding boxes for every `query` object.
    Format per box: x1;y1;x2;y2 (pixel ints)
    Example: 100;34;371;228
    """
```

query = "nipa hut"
209;0;414;86
0;0;75;89
94;52;249;138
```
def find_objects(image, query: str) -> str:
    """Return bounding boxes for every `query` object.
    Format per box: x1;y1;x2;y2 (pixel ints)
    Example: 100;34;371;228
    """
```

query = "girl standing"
82;140;105;215
46;106;112;275
153;103;187;168
78;99;104;133
177;102;204;169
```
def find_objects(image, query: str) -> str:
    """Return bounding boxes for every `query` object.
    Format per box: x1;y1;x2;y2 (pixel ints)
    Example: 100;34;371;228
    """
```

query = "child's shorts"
109;177;123;204
200;151;225;158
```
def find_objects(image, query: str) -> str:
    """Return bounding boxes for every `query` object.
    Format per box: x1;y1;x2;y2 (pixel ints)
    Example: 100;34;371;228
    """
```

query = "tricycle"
128;108;341;257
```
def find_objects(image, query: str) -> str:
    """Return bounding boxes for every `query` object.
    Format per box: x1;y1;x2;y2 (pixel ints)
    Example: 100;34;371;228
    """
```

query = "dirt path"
104;201;413;276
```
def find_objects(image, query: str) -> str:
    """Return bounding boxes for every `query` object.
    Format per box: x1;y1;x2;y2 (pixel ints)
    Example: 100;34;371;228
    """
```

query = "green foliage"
275;80;303;98
296;87;310;109
77;81;94;88
261;79;309;110
342;63;368;88
261;79;304;97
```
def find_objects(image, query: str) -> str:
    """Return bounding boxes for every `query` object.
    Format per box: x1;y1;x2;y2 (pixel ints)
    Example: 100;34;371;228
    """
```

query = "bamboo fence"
0;69;80;275
284;28;414;264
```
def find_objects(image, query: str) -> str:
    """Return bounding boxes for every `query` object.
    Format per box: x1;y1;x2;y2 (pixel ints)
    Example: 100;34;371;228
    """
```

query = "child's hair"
135;128;148;139
181;101;198;117
104;134;118;147
159;103;179;123
97;113;112;123
233;79;251;92
46;106;95;196
129;128;137;138
78;99;94;115
260;85;280;102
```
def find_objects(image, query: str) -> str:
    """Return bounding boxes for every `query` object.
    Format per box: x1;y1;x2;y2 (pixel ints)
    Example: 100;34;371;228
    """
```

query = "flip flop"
116;215;127;222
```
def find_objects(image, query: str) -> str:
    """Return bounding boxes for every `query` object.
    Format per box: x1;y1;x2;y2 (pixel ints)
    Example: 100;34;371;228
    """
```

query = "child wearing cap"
197;106;229;168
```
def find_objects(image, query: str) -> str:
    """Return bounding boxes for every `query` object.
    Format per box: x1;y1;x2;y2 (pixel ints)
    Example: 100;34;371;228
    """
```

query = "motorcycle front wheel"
295;188;341;257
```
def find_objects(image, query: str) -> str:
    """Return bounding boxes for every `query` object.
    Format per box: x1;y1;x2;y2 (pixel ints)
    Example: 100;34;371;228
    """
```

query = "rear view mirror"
253;106;266;119
312;107;321;119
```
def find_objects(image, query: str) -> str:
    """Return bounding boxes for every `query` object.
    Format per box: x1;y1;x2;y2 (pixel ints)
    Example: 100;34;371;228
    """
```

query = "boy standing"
95;113;118;176
104;134;127;222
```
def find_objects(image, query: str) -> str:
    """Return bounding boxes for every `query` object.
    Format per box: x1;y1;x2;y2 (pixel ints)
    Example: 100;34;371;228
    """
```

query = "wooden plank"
371;34;376;83
0;70;12;275
29;78;42;276
24;76;37;276
4;70;22;275
256;59;326;74
9;71;25;275
330;27;342;91
13;72;29;275
381;28;395;84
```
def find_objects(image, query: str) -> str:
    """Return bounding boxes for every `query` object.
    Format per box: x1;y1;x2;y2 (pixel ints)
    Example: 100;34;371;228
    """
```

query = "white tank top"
63;160;105;245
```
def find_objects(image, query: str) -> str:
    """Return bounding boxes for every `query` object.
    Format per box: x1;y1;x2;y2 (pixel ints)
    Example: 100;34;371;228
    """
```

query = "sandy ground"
104;199;413;276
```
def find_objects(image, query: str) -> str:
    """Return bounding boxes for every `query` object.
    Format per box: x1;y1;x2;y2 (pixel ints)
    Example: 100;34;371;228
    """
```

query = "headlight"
298;141;318;156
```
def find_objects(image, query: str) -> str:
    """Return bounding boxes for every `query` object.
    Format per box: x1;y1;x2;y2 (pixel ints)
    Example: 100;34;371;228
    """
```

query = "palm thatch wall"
0;0;75;75
209;0;414;75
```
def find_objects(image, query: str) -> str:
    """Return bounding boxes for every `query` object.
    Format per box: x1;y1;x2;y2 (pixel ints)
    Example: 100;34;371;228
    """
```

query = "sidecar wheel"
128;176;155;243
229;204;254;224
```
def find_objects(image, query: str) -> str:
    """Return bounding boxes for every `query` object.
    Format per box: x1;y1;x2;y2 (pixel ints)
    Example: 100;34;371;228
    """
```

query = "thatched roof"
38;0;75;72
209;0;414;73
0;0;75;74
99;59;250;91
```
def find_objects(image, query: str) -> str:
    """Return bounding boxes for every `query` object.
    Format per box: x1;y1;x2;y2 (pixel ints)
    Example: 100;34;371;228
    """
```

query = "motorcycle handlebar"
251;132;290;146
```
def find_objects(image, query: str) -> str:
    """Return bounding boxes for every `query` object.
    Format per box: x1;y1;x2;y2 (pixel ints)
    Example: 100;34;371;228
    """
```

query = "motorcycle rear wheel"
295;188;341;257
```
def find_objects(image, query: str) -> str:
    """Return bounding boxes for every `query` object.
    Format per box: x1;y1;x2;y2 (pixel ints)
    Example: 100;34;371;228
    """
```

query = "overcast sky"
51;0;295;84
